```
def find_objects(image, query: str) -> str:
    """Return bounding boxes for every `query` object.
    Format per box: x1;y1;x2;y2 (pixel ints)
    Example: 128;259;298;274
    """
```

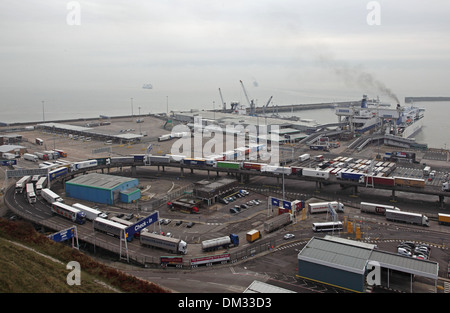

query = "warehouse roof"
298;236;373;275
298;236;439;280
66;173;137;190
369;250;438;280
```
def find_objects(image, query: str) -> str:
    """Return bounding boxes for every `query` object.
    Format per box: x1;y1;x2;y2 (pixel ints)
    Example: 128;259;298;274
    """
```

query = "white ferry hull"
401;118;423;138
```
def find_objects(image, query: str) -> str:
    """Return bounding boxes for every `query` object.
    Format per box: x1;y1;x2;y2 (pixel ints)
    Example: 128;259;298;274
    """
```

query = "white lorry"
308;201;344;214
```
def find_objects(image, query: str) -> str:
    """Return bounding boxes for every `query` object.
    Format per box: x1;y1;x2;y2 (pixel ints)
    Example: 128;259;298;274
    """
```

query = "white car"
397;247;412;257
283;233;295;240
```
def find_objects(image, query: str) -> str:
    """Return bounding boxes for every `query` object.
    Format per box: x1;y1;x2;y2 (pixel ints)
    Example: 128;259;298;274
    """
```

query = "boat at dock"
387;103;425;138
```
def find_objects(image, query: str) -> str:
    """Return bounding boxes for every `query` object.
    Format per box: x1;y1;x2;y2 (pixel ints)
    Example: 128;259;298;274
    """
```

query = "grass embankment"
0;218;169;293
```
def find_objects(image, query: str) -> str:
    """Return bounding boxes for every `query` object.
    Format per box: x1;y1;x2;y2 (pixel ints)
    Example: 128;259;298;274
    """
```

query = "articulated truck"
385;209;429;227
308;201;344;214
264;213;293;233
201;234;239;252
360;202;400;215
140;232;187;254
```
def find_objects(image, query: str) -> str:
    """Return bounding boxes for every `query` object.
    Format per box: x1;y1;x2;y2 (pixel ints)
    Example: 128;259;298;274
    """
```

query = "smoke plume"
318;54;400;104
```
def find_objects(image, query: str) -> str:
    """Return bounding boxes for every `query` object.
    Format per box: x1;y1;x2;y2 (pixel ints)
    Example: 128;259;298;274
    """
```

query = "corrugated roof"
369;250;438;279
298;236;439;280
66;173;137;191
298;237;372;274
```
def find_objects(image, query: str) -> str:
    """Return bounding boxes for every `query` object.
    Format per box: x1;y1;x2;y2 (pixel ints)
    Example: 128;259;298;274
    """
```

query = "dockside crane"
218;88;226;111
263;95;273;115
240;80;256;116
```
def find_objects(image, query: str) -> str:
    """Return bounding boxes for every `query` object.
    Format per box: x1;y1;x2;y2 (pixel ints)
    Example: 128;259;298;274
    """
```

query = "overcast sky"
1;1;449;121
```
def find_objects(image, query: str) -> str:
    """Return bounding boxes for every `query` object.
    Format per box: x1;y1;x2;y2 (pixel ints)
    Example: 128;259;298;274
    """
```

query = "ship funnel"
361;95;368;108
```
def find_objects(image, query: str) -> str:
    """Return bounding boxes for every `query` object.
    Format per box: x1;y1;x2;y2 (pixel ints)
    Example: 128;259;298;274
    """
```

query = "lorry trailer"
385;209;429;227
51;202;86;225
26;183;36;204
15;176;31;194
360;202;400;215
41;188;63;204
201;234;239;252
308;201;344;214
264;213;293;233
140;232;187;254
93;217;130;240
359;175;395;186
72;203;107;221
246;229;261;243
438;213;450;226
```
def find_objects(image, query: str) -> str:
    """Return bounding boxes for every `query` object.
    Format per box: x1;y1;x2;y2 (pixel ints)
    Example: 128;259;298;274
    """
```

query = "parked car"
187;222;195;228
397;247;412;257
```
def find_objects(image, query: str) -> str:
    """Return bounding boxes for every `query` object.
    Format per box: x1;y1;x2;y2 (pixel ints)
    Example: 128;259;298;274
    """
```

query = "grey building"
297;236;439;293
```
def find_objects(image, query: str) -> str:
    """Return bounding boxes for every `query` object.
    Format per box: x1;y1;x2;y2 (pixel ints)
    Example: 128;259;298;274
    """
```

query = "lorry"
158;134;172;142
360;202;400;215
308;201;345;214
385;209;429;227
26;183;37;204
167;200;199;214
35;176;48;195
71;160;98;171
213;161;241;170
72;203;107;221
93;217;130;240
23;153;39;162
359;175;395;186
301;168;330;180
48;167;68;181
41;188;63;204
15;176;31;194
140;232;188;254
201;234;239;252
264;213;293;233
394;177;425;188
147;155;171;164
336;171;364;181
299;154;310;162
438;213;450;226
261;165;292;175
51;202;86;225
53;149;68;158
246;229;261;243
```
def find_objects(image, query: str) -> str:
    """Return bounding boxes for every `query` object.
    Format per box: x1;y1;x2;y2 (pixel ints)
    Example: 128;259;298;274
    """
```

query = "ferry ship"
335;95;381;134
336;96;425;139
388;103;425;138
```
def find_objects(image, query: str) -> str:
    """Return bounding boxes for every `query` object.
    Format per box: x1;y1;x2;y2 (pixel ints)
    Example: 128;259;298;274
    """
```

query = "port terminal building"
65;173;140;205
297;236;439;293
